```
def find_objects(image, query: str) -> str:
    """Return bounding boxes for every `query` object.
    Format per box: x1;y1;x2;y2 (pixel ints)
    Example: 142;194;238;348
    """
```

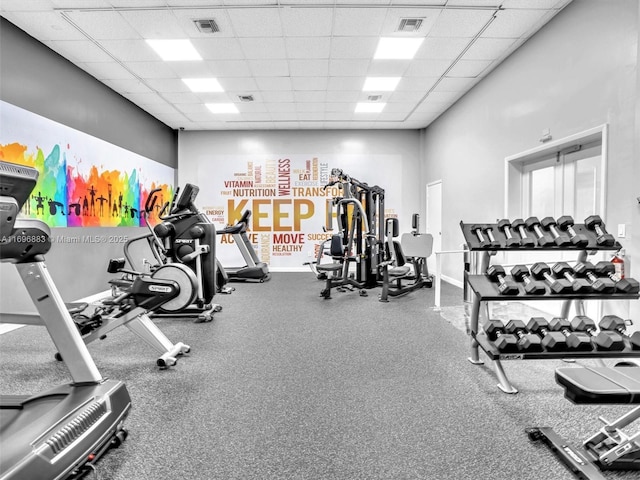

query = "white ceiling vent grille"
238;95;254;102
367;95;383;102
397;18;423;32
194;19;220;34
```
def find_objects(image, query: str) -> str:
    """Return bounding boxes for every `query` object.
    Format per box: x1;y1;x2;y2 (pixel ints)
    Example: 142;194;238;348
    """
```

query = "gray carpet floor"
1;273;639;480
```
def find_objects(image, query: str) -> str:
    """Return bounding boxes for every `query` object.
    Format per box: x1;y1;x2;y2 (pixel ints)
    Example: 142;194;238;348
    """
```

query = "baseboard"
441;275;463;289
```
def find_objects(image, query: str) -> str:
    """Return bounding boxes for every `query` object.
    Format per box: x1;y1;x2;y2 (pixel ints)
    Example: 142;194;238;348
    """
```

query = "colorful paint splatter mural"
0;101;174;227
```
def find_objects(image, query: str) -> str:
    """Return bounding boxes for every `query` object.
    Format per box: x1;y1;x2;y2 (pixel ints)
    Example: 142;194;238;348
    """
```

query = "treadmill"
217;210;270;282
0;161;131;480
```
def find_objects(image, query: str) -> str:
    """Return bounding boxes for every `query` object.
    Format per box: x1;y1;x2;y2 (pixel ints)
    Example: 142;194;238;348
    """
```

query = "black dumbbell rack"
460;220;638;394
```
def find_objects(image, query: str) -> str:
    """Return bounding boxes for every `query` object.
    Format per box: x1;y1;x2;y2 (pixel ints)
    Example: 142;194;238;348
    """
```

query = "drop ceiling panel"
329;59;370;76
120;10;188;39
330;37;378;59
48;40;114;63
285;37;332;59
192;38;245;60
1;0;571;130
332;8;387;36
289;59;330;77
482;8;550;38
463;37;517;60
227;8;283;37
248;59;290;76
240;37;287;59
280;7;333;36
428;8;496;38
1;11;85;40
63;11;141;40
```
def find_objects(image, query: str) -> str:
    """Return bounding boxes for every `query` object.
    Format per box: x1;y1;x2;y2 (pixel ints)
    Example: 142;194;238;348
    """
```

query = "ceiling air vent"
397;18;423;32
194;19;220;34
238;95;254;102
367;95;383;102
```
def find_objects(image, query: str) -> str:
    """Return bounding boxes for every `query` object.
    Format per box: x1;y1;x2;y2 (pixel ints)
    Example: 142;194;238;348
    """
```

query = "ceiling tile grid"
0;0;573;130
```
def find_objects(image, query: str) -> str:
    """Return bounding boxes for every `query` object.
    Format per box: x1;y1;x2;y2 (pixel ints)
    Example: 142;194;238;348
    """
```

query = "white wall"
178;129;422;269
420;0;639;319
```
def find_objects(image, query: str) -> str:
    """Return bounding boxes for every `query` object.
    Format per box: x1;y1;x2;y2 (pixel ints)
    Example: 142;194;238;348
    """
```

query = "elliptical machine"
121;184;223;321
0;160;131;480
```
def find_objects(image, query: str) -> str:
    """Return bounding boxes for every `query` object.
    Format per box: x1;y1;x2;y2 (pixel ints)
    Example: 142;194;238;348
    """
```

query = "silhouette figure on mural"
96;195;108;217
35;192;45;215
69;199;81;217
88;185;97;216
112;200;119;217
48;198;65;215
118;192;123;217
82;196;89;216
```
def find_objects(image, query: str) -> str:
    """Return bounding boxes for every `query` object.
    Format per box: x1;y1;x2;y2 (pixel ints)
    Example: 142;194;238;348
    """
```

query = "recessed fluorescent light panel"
182;78;224;92
355;102;386;113
374;37;424;60
362;77;401;92
146;39;202;61
206;103;239;114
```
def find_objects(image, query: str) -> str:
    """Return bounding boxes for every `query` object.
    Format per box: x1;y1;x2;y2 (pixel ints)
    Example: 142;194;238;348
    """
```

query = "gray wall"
0;18;178;309
420;0;639;319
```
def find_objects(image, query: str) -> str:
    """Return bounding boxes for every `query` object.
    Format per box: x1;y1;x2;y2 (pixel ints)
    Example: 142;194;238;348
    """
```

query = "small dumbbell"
525;217;554;247
505;319;543;352
548;317;593;351
486;265;519;295
594;261;640;294
551;262;592;293
573;262;616;293
584;215;615;246
470;225;489;248
511;219;536;247
599;315;640;350
556;215;589;247
497;219;521;248
510;265;546;294
571;315;624;351
540;217;571;247
483;319;518;353
483;227;501;248
530;262;572;294
526;317;568;352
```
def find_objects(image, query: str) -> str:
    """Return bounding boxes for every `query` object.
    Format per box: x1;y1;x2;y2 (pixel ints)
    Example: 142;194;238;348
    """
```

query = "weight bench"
528;366;640;479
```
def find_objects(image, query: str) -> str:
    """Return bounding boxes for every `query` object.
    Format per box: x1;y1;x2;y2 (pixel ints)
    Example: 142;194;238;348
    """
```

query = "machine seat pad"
316;263;344;273
388;265;411;278
556;366;640;404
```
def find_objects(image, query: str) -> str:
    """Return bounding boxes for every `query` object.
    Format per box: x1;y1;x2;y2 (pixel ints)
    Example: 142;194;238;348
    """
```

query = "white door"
426;181;442;275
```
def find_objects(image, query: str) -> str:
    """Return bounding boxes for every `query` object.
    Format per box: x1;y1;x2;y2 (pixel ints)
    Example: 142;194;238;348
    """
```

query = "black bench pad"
556;366;640;404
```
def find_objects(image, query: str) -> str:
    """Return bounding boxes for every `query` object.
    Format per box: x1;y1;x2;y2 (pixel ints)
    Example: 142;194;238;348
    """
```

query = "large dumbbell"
556;215;589;247
527;317;568;352
573;261;616;293
486;265;519;295
511;219;536;247
483;319;518;352
540;217;571;247
483;226;502;248
525;217;553;247
594;261;640;294
510;265;546;294
470;225;493;248
548;317;593;351
497;219;521;248
551;262;592;293
599;315;640;350
530;262;572;294
571;315;625;351
505;319;543;352
584;215;615;246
